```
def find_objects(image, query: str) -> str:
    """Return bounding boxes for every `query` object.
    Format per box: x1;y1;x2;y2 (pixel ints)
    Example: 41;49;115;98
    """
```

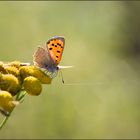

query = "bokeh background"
0;1;140;139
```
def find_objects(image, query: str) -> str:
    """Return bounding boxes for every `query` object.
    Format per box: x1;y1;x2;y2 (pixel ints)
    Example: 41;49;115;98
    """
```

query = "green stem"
18;91;27;101
15;90;22;100
0;116;9;130
0;108;14;130
0;91;27;130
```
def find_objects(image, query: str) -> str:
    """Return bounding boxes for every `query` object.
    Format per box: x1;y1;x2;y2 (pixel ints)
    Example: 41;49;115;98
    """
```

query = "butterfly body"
33;36;65;78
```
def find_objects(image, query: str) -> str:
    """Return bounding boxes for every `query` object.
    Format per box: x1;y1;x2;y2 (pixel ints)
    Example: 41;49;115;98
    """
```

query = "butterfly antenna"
60;70;64;84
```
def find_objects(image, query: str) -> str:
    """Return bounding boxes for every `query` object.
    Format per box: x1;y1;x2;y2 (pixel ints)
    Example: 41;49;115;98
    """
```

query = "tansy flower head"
0;74;21;96
23;76;42;96
0;91;16;112
4;66;20;77
19;66;52;84
0;62;7;74
7;61;22;69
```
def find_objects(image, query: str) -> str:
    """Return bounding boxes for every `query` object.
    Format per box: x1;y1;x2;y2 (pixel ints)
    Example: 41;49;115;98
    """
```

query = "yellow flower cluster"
0;61;52;115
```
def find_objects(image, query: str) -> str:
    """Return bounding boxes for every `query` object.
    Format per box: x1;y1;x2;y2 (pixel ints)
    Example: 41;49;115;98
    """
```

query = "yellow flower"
0;91;15;112
23;76;42;96
0;74;21;96
0;62;7;74
4;66;20;77
4;65;22;84
20;66;52;84
7;61;21;69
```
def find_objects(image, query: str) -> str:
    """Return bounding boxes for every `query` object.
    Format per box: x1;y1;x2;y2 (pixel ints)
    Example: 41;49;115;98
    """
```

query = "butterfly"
33;36;72;79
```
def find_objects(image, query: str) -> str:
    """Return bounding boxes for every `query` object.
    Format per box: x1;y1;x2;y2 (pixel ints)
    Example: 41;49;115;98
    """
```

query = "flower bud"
5;66;20;77
0;62;7;74
0;74;21;96
0;91;15;112
7;61;21;69
23;76;42;96
20;66;52;84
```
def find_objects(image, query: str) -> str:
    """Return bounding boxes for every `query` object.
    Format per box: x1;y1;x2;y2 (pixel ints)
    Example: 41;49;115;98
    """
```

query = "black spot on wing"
49;48;53;50
57;43;61;46
47;41;50;44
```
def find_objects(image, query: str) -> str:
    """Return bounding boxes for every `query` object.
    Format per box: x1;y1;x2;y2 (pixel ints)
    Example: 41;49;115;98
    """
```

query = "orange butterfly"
33;36;72;78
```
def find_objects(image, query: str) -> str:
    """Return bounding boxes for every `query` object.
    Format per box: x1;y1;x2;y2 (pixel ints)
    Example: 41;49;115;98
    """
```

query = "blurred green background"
0;1;140;139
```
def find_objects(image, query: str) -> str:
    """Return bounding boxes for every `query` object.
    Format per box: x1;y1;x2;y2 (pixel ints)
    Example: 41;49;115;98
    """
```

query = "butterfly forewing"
46;36;65;65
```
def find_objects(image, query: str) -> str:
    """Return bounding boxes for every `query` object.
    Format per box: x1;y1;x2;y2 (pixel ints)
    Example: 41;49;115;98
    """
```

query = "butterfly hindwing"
33;47;55;69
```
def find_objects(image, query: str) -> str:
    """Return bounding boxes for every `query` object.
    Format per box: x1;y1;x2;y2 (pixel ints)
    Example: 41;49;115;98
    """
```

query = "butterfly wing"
33;47;55;69
46;36;65;65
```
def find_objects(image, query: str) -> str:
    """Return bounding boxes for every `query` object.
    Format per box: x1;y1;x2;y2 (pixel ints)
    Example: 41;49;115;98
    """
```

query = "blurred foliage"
0;1;140;139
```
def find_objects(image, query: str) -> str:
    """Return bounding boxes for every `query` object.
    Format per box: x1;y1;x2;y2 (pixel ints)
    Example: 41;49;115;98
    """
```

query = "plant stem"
0;91;27;130
0;116;9;130
0;108;14;130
